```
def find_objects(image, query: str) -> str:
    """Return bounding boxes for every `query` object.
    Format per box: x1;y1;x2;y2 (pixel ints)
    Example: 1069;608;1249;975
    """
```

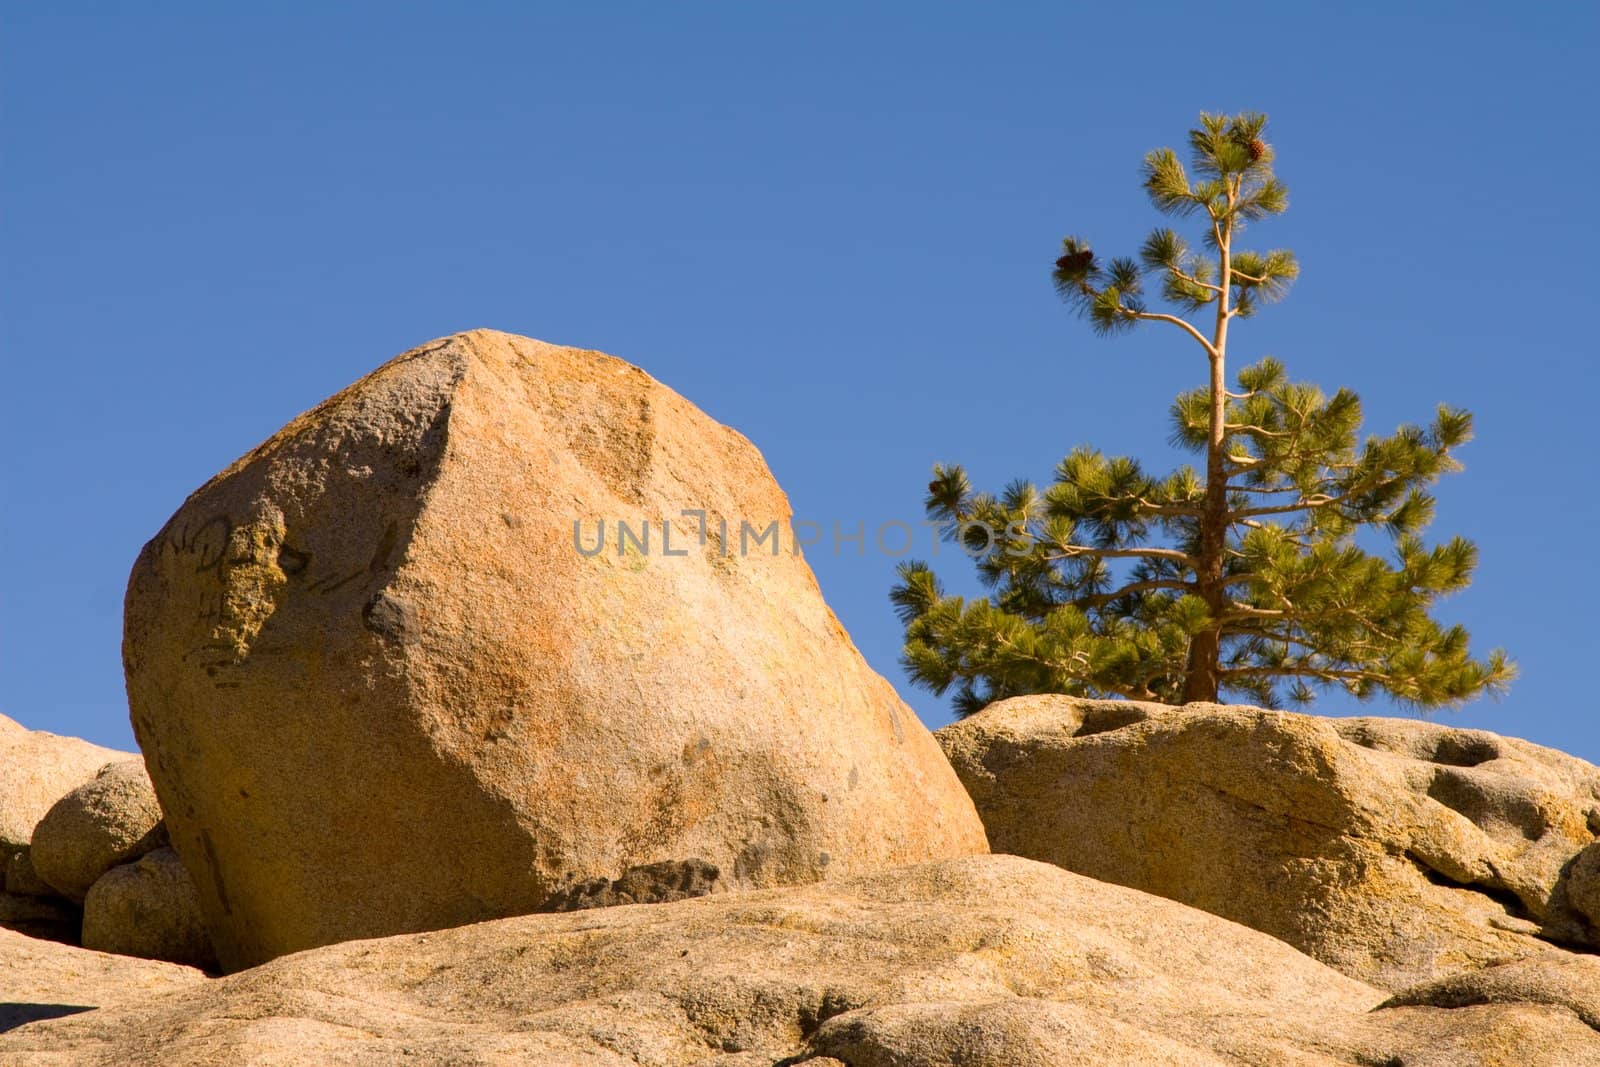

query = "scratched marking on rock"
163;515;233;574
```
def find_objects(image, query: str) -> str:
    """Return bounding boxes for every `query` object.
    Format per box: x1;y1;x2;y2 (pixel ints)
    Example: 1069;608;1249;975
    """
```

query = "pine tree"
892;111;1513;715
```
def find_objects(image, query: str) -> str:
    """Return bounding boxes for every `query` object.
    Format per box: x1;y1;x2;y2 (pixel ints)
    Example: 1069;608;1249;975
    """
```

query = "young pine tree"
893;111;1513;715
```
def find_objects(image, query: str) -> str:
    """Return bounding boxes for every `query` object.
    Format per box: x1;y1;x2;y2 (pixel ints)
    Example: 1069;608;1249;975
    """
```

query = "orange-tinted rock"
124;330;986;970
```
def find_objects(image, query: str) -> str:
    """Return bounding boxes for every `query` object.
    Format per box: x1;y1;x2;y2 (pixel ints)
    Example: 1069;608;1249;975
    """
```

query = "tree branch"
1168;265;1223;294
1044;544;1199;567
1225;483;1302;495
1078;495;1203;518
1229;629;1386;661
1224;453;1263;472
1220;601;1288;620
1122;307;1219;357
1074;578;1193;608
1221;664;1389;684
1225;423;1294;439
982;632;1161;703
1235;468;1408;519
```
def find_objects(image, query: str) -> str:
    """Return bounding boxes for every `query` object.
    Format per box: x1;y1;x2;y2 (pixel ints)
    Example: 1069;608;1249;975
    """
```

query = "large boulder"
6;855;1600;1065
123;329;987;970
937;696;1600;990
82;847;217;971
0;713;128;850
30;760;167;903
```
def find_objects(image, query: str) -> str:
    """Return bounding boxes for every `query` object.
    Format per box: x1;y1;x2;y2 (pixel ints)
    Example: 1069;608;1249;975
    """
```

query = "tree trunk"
1182;351;1228;703
1185;191;1236;705
1183;628;1221;702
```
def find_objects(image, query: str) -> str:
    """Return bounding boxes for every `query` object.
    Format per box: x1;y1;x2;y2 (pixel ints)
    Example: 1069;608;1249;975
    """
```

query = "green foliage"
896;112;1513;715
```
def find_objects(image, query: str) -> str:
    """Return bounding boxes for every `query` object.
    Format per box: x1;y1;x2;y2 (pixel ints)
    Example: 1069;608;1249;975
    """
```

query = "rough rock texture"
4;847;53;897
0;892;78;945
123;329;987;970
0;924;202;1037
541;857;722;912
29;760;167;903
1564;840;1600;928
4;846;87;949
1381;953;1600;1029
5;856;1599;1066
938;696;1600;990
0;713;127;850
82;847;217;971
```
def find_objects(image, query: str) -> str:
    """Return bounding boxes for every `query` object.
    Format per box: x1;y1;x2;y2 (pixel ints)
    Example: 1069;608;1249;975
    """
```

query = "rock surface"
4;848;53;898
0;892;78;945
123;329;987;970
29;760;166;903
82;847;217;971
938;696;1600;990
1380;952;1600;1029
0;924;202;1037
0;714;127;850
5;855;1599;1066
540;857;723;912
1563;840;1600;929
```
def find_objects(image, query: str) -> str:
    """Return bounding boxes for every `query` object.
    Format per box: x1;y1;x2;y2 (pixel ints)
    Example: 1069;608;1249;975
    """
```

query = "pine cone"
1055;250;1095;276
1247;138;1267;163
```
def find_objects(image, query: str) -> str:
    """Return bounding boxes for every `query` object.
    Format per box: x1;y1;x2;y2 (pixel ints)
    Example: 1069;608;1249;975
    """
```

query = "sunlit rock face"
939;695;1600;990
123;329;987;970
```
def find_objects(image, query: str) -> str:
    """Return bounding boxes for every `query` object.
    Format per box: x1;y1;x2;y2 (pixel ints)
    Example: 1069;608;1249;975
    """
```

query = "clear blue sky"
3;4;1596;758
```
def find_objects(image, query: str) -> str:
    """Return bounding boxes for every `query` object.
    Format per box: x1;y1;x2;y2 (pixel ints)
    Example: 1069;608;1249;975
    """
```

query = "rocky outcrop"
0;845;79;944
0;713;127;850
123;330;987;970
29;760;166;903
1380;952;1600;1030
937;696;1600;990
0;890;78;945
0;924;203;1036
82;847;217;971
540;857;722;912
0;720;138;948
1562;840;1600;928
5;855;1599;1065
